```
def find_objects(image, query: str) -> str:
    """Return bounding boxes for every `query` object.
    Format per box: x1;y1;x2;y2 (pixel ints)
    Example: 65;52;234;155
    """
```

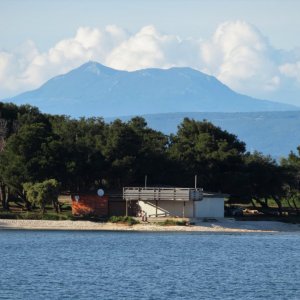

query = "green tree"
0;122;59;208
128;117;169;185
237;152;287;214
49;116;107;191
281;147;300;213
102;119;141;187
169;118;246;190
23;179;60;213
0;101;294;217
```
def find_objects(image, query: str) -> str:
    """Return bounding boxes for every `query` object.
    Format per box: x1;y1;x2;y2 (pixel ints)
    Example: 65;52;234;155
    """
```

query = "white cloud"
1;21;300;105
0;26;128;97
21;25;128;88
279;61;300;83
105;25;202;70
200;21;282;97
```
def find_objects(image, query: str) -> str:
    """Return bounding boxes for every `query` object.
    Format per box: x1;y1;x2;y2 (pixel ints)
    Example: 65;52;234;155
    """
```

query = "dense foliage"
0;102;299;214
23;179;60;213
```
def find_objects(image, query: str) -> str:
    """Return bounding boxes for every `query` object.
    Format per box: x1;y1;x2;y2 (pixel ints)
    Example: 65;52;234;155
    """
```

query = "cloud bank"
1;21;300;105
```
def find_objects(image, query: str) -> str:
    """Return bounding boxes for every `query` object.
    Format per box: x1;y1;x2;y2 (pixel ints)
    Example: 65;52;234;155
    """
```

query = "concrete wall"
195;197;224;218
138;200;194;218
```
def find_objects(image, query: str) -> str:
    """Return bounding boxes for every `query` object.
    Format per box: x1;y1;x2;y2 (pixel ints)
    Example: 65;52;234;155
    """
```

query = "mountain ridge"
6;61;298;117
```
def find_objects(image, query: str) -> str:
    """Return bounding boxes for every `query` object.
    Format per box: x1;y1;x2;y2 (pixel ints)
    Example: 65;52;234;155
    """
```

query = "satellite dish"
75;195;80;202
97;189;104;197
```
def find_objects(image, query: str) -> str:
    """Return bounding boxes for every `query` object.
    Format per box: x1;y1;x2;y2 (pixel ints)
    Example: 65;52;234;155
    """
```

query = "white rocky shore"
0;219;299;232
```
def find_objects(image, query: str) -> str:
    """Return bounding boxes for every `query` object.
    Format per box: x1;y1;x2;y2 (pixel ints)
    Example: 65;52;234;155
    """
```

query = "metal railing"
123;187;203;201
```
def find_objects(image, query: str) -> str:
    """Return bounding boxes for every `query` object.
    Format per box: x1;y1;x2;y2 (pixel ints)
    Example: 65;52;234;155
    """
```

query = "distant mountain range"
6;61;298;117
107;111;300;158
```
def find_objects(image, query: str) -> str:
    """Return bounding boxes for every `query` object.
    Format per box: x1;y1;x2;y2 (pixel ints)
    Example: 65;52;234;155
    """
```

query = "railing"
123;187;203;201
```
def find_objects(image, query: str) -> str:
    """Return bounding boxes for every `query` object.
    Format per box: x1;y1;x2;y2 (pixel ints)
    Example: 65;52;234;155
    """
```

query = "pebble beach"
0;219;299;232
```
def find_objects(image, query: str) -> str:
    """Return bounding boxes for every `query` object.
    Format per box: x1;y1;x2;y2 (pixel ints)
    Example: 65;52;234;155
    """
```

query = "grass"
271;198;300;208
244;198;300;209
0;210;73;220
225;198;300;223
0;202;140;224
234;214;300;224
109;216;139;225
0;200;73;220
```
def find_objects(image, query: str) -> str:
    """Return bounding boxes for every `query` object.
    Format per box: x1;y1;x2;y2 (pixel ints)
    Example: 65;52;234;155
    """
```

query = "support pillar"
193;201;195;218
155;200;158;217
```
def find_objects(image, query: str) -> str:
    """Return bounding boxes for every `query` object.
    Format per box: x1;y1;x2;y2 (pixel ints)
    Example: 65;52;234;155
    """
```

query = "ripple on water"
0;231;299;300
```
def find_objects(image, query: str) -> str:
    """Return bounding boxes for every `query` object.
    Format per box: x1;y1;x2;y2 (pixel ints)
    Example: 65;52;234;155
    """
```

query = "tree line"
0;102;299;214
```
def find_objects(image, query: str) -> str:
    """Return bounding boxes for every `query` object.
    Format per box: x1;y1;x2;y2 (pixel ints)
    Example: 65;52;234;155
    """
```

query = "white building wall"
195;197;224;218
138;197;224;218
138;200;194;218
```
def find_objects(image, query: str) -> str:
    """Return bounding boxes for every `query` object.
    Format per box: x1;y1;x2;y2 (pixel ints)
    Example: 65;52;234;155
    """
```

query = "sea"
0;231;299;300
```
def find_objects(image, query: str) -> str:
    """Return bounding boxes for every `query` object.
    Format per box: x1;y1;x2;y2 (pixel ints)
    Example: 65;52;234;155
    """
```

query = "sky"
1;0;300;105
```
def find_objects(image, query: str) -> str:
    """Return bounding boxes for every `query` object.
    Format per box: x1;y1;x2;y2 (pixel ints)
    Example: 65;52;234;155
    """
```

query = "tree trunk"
52;199;61;213
17;191;32;211
254;197;269;209
264;198;269;208
292;199;299;215
41;203;45;215
272;196;283;216
286;198;293;209
0;183;9;210
251;199;257;209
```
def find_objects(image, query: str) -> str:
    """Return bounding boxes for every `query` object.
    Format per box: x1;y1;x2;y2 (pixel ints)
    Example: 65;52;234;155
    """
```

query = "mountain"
6;61;298;117
106;111;300;158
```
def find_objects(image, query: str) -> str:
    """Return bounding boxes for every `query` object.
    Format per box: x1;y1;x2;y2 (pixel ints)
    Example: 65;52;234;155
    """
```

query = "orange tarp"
71;194;108;217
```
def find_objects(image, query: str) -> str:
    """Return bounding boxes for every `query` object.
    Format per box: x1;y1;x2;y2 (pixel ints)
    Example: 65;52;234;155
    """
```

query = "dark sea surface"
0;231;299;300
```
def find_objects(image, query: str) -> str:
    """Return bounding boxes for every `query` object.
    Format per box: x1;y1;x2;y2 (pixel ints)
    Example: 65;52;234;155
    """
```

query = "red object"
71;194;108;217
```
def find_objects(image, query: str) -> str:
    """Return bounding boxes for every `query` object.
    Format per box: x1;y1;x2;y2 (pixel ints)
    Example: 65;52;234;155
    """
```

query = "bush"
23;179;60;213
109;216;139;225
158;219;188;226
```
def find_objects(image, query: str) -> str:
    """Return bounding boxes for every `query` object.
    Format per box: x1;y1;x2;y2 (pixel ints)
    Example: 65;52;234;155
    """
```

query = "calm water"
0;231;299;300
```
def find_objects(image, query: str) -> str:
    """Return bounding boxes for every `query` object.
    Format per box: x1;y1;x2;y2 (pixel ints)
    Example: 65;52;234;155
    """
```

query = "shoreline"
0;219;299;232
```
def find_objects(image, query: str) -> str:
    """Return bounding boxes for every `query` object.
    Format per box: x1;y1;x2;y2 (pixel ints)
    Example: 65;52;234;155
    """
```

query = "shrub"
158;219;188;226
109;216;139;225
23;179;60;213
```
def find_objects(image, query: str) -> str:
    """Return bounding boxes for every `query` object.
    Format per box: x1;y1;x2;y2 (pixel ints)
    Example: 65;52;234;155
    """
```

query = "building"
70;187;225;219
194;193;225;218
71;193;108;217
123;187;225;218
71;191;136;217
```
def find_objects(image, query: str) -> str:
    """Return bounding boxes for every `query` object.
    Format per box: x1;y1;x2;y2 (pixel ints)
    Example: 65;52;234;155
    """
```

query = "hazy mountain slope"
106;111;300;158
7;62;297;117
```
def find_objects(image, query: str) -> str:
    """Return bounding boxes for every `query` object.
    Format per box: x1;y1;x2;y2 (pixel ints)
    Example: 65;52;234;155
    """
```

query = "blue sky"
1;0;300;105
1;0;300;50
